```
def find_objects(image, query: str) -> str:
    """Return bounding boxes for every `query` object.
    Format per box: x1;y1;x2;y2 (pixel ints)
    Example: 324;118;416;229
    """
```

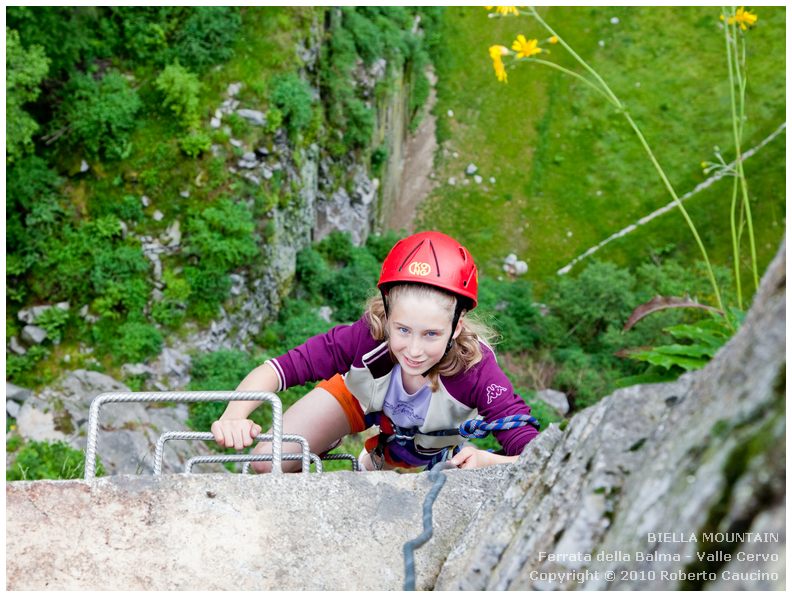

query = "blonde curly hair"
364;283;498;390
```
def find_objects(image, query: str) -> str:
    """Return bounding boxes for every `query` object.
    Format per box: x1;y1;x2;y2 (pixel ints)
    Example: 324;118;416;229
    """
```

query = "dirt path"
384;68;439;233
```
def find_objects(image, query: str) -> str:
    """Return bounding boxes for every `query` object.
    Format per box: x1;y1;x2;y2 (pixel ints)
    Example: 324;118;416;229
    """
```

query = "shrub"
7;439;105;480
34;307;70;344
152;269;190;328
6;156;66;286
364;231;401;262
315;230;355;264
184;265;231;321
179;131;212;157
6;27;50;164
341;9;383;65
319;251;379;323
269;73;314;134
295;246;330;301
55;70;141;160
155;61;202;129
343;97;374;148
477;278;545;353
168;7;242;72
545;261;637;351
110;320;163;363
184;198;259;271
265;107;283;133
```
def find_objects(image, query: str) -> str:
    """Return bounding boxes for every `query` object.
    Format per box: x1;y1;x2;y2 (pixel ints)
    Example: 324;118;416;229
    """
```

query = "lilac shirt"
382;364;432;428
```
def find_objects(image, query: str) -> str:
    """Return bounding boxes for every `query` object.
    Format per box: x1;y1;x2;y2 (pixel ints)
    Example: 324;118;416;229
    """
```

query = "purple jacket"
267;315;539;457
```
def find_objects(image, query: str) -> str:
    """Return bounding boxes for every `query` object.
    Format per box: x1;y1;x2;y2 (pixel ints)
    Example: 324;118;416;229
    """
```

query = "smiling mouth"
404;357;425;368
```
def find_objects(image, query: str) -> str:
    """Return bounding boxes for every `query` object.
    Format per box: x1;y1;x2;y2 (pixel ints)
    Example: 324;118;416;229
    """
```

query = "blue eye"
426;331;438;337
398;327;409;334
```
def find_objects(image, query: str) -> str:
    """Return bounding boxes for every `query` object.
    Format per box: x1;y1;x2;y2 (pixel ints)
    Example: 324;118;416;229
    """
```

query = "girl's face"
387;288;461;376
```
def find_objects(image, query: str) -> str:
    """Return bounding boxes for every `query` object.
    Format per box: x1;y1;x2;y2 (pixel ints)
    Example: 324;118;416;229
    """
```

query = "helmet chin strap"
380;288;467;378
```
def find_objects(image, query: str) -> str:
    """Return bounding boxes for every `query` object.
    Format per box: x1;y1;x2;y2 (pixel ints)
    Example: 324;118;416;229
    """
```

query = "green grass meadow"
420;6;785;299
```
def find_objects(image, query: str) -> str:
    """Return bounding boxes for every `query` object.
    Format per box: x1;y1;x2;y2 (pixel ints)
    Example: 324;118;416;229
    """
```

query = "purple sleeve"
469;347;540;456
268;315;372;390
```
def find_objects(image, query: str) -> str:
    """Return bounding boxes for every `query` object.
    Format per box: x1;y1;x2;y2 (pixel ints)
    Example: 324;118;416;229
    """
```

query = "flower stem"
621;111;726;316
527;58;618;107
724;10;760;293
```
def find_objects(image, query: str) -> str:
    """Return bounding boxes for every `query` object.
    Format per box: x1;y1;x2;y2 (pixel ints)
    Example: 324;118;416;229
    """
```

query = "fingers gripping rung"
84;392;283;480
154;432;312;476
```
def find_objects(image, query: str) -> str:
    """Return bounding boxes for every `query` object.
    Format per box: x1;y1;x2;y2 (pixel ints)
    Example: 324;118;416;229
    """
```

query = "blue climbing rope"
459;413;540;439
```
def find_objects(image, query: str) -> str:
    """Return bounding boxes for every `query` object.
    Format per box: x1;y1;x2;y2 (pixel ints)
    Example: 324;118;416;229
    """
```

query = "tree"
6;28;50;164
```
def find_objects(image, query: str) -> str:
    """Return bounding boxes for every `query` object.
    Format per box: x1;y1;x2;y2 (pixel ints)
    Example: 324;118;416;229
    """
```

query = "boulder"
20;325;47;345
535;388;569;415
237;109;266;126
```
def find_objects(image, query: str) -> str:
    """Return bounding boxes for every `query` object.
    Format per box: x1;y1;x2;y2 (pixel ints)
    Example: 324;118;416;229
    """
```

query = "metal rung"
320;453;360;472
186;453;323;474
154;431;312;476
84;391;283;479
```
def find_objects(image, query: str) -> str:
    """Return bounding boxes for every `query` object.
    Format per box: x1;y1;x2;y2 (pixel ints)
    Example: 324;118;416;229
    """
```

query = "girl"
211;231;539;472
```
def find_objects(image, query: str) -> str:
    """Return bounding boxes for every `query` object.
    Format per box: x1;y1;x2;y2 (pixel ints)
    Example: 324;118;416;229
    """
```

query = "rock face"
436;240;786;590
6;467;509;590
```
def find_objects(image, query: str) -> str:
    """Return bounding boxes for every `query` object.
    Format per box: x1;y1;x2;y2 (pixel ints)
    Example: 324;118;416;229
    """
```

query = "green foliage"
6;157;67;294
552;348;622;410
54;70;142;160
155;61;202;129
545;261;637;351
7;439;105;480
621;314;735;384
107;320;163;363
6;346;50;387
295;247;331;301
265;107;283;133
34;307;71;344
184;198;259;271
168;7;242;72
342;97;374;148
260;298;336;354
186;349;260;433
315;230;355;264
269;73;314;134
179;131;212;157
152;269;191;328
7;7;108;79
364;231;401;262
6;27;50;164
477;278;544;353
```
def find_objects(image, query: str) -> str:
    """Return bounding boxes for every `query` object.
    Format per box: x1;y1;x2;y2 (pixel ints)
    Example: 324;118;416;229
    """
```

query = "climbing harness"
403;460;457;591
367;412;541;471
84;390;358;479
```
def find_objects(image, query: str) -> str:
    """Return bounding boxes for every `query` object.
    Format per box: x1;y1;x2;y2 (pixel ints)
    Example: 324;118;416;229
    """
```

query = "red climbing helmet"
378;231;478;309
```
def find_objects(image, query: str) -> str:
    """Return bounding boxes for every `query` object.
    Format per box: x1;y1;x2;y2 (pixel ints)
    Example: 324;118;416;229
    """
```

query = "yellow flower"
485;6;520;16
549;35;559;44
727;7;758;31
511;34;542;59
488;45;509;83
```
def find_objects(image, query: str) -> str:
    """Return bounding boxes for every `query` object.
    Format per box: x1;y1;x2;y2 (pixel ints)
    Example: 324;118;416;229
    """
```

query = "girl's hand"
450;446;519;469
211;418;262;450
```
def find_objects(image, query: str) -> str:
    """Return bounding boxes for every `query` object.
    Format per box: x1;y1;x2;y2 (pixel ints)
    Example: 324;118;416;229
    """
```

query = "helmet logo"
407;261;432;276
